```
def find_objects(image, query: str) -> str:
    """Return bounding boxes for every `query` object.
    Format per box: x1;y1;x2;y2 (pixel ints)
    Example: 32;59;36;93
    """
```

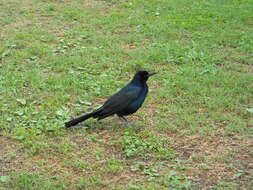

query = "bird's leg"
117;115;129;126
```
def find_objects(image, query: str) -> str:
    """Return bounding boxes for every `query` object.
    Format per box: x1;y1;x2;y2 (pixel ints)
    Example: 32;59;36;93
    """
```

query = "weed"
118;130;175;159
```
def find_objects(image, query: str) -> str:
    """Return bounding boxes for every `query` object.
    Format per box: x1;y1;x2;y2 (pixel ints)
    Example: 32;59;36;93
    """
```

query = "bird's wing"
96;85;141;118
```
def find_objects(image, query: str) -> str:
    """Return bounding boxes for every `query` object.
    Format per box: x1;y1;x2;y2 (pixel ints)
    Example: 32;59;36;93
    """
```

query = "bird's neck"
130;78;147;87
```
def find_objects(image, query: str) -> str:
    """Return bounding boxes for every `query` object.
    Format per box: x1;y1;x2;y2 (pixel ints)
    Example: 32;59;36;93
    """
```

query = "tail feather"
65;112;94;128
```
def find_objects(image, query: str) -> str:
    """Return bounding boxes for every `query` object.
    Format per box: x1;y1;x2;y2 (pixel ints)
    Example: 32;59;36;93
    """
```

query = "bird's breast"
118;85;148;116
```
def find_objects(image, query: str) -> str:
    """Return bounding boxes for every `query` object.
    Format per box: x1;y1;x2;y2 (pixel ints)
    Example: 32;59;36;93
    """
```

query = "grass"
0;0;253;189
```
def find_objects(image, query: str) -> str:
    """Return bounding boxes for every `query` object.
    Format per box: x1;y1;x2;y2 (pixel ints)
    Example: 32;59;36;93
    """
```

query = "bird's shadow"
64;118;142;132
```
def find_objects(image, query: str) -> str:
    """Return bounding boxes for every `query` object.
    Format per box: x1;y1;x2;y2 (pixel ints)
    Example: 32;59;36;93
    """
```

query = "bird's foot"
122;120;130;126
118;116;130;127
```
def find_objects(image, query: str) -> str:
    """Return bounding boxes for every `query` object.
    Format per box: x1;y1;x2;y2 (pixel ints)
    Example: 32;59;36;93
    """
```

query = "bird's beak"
147;72;158;77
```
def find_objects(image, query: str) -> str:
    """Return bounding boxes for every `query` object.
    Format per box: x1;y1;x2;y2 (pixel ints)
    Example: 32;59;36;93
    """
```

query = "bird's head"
133;70;157;84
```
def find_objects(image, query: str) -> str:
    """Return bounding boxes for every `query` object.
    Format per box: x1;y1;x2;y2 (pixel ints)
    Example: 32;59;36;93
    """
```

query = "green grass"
0;0;253;189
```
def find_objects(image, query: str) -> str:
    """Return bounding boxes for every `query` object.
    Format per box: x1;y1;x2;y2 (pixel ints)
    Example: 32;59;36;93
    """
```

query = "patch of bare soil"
165;129;253;189
122;42;137;50
0;136;23;175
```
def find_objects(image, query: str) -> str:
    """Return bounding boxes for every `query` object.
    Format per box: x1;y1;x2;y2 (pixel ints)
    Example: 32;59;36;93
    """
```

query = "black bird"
65;70;157;128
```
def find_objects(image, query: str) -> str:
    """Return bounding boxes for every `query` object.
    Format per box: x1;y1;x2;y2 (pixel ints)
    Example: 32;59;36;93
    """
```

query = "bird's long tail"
65;112;94;128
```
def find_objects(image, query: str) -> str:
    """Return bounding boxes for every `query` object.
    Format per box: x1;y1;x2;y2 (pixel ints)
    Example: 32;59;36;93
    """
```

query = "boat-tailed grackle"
65;70;157;128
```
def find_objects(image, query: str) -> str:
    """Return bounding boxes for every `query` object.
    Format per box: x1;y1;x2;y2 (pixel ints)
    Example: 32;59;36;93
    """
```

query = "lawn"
0;0;253;189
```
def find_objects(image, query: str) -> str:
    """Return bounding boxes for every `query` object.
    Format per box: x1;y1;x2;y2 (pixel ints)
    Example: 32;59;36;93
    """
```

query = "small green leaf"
0;50;10;59
13;136;25;140
0;176;11;183
15;110;24;116
6;117;12;121
46;127;56;132
77;67;85;70
56;110;65;116
235;172;243;178
155;12;160;16
16;98;26;105
29;56;38;61
79;100;92;106
246;108;253;114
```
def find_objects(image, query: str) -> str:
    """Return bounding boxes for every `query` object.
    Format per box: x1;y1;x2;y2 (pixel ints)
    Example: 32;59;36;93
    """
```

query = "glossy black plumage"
65;71;157;128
